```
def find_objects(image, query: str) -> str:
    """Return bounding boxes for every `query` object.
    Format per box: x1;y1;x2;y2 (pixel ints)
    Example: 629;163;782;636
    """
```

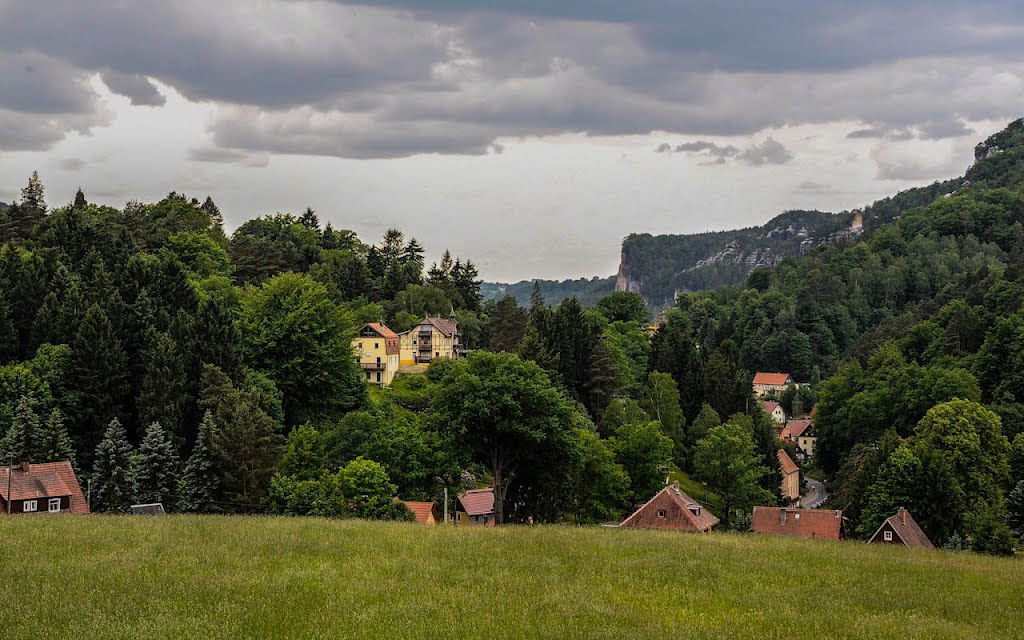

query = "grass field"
0;515;1021;639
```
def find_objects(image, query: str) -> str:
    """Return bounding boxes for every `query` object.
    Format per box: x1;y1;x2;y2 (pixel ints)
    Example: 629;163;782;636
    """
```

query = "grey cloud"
737;138;793;166
674;141;739;158
917;118;973;140
101;71;165;106
795;180;837;195
59;158;85;171
655;143;672;153
188;146;269;168
847;128;886;139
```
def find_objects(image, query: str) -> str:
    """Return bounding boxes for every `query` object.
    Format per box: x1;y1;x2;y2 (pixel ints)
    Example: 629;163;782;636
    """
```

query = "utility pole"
5;454;11;515
443;487;448;523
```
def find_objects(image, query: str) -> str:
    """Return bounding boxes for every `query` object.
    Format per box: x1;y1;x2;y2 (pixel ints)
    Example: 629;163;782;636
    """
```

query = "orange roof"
1;462;89;515
401;501;439;524
752;507;842;540
753;372;792;386
778;425;791;440
777;449;799;475
364;322;399;340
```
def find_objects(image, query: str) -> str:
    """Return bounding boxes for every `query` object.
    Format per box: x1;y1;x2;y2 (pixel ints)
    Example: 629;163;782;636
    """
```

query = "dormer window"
687;505;701;516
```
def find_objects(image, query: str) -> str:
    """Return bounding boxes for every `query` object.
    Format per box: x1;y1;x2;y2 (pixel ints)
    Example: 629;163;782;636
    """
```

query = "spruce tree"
0;292;17;364
71;304;129;457
73;188;87;209
135;422;180;511
1007;480;1024;541
137;331;188;443
37;409;76;469
201;196;223;229
20;171;46;216
92;418;134;513
180;411;221;513
0;396;42;463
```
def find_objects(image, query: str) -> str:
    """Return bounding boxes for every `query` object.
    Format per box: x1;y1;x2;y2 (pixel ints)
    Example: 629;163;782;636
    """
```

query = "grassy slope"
1;516;1021;639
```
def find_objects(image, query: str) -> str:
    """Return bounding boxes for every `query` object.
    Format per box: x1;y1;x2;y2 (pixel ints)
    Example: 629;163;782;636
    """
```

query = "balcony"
360;361;385;370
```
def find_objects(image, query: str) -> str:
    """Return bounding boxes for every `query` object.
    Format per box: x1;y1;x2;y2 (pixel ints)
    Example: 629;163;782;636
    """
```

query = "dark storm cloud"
737;138;794;166
0;0;1021;157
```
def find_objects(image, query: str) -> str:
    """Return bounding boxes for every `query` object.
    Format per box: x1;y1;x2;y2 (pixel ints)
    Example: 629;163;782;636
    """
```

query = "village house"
752;372;794;397
400;500;441;525
1;461;88;515
777;449;800;503
762;400;787;425
455;488;494;525
353;322;401;387
399;317;462;366
619;482;719;532
788;419;817;459
867;507;934;549
752;506;843;540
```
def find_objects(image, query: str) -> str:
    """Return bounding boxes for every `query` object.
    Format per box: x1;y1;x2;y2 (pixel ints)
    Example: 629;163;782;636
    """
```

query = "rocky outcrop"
975;141;1002;162
615;260;642;293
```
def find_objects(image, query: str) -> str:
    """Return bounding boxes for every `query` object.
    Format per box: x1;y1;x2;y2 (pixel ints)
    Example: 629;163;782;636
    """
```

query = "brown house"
867;508;934;549
752;506;842;540
455;488;495;526
1;461;88;515
619;482;719;532
777;449;800;503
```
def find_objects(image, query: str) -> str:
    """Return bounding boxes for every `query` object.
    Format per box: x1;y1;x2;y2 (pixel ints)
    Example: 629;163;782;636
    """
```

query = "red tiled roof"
870;508;934;549
620;483;720;532
752;507;842;540
401;500;439;524
762;401;782;414
777;449;799;475
778;425;791;440
365;322;399;340
788;419;813;439
457;488;494;516
753;372;792;386
424;317;459;338
1;462;88;515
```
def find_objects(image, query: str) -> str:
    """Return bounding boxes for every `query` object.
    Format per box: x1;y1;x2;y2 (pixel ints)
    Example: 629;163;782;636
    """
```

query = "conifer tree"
73;188;87;209
92;418;134;513
71;304;129;456
201;196;223;229
20;171;46;217
37;409;76;469
180;411;222;513
0;292;17;364
0;396;41;463
298;206;320;231
137;331;188;443
529;280;545;313
135;421;180;510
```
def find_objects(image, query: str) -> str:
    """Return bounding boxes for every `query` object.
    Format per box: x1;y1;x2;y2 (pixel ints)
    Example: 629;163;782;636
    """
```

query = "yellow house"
752;372;794;397
353;323;401;387
778;449;800;503
789;419;817;459
399;317;462;366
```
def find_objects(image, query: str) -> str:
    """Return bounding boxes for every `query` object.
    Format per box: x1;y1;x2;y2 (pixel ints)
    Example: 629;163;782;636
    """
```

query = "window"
23;500;37;512
358;342;363;349
48;498;60;513
656;509;667;518
374;342;379;349
376;372;381;383
883;530;893;542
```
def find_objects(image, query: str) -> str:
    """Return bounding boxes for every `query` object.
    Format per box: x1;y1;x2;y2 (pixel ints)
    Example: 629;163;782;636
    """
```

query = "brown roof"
753;372;792;386
620;483;720;532
423;317;459;338
752;507;842;540
457;488;494;516
778;424;791;440
401;500;439;524
762;401;782;414
789;419;814;439
777;449;799;475
870;508;934;549
365;322;399;340
1;462;89;514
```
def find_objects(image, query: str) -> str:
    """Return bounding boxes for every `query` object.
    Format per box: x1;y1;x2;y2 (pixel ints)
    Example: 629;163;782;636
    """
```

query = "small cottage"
762;400;787;425
867;508;934;549
402;500;441;525
455;488;494;525
619;482;719;532
0;461;88;515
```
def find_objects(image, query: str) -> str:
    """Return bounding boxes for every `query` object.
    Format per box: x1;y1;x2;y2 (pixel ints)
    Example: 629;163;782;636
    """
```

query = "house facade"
619;482;719;532
752;372;795;397
789;419;817;458
752;506;843;540
867;508;934;549
399;317;462;366
353;323;401;387
455;488;494;525
762;401;787;425
777;449;800;503
1;461;88;515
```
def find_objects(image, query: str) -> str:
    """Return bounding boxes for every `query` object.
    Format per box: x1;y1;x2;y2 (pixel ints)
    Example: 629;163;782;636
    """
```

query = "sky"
0;1;1022;282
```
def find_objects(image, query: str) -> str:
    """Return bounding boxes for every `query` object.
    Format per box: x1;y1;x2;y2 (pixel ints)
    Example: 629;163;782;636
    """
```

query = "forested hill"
482;276;615;307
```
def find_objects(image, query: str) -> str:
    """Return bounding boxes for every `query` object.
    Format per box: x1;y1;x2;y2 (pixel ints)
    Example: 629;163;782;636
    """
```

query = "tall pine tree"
0;396;41;463
37;409;76;469
92;418;134;513
180;411;222;513
137;330;188;444
71;304;129;459
135;422;180;510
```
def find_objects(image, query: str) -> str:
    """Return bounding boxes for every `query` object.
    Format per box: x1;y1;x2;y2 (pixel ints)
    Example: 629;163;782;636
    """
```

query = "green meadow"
0;515;1020;639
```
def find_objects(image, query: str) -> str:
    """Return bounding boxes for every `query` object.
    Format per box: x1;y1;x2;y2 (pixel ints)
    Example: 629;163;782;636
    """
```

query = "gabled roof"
401;500;439;524
457;488;494;516
869;508;934;549
753;372;792;386
1;462;89;514
762;401;782;414
777;449;799;475
778;424;791;440
789;419;814;438
363;322;399;340
422;317;459;337
752;506;842;540
620;483;720;532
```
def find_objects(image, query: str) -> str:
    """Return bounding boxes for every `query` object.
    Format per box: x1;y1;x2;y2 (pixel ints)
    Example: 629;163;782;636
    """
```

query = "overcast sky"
0;1;1021;281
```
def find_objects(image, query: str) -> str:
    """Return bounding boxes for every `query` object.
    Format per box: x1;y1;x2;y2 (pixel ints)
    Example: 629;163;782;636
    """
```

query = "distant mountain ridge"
481;276;615;307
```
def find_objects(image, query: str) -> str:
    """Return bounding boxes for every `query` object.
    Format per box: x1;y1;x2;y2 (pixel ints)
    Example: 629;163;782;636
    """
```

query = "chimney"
672;481;679;490
898;507;907;525
18;461;29;472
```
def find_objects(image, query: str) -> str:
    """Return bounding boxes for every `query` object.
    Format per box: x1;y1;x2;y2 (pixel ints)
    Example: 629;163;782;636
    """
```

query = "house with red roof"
777;449;800;503
455;488;494;526
752;372;795;397
867;508;934;549
1;461;88;515
619;482;719;533
400;500;441;524
762;400;787;425
354;322;401;387
752;506;843;540
399;317;463;366
787;419;817;459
